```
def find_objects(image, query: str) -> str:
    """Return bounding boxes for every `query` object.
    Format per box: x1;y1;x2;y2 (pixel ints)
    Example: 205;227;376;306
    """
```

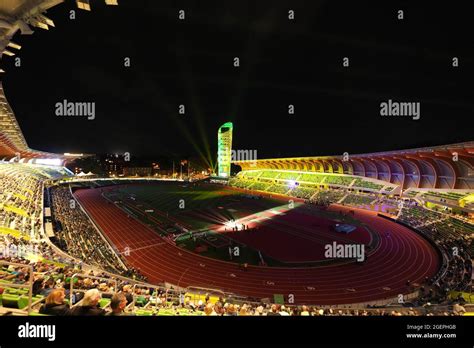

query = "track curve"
74;186;440;305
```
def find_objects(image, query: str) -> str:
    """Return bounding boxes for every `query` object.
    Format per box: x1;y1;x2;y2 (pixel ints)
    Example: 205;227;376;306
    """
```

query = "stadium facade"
233;142;474;190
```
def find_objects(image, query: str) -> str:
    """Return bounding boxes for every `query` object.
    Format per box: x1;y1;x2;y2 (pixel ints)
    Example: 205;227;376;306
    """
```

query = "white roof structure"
0;0;117;160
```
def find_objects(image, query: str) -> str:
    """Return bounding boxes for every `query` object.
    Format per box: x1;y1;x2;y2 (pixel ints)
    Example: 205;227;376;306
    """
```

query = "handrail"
0;260;34;314
185;286;226;304
130;283;182;312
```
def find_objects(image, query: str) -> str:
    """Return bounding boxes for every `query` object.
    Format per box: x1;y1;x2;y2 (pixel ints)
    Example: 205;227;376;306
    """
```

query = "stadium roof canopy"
233;142;474;190
0;0;115;161
1;1;472;189
0;0;64;160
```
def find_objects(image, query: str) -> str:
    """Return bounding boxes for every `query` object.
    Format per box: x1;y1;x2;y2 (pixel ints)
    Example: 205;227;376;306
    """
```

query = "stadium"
0;0;473;324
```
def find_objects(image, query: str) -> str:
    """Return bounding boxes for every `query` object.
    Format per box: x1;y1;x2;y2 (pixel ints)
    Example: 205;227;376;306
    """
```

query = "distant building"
123;167;152;177
101;154;126;176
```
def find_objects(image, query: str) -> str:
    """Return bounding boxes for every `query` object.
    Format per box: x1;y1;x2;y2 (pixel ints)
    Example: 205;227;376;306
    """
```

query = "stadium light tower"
217;122;233;178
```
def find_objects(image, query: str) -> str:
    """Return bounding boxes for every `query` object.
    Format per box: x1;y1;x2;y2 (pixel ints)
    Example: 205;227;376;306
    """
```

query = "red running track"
74;188;440;305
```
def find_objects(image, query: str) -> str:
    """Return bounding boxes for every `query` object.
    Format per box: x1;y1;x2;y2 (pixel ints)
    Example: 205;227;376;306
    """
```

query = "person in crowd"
279;305;290;316
69;289;105;316
40;278;56;297
121;284;134;304
266;304;281;316
107;293;129;316
39;288;70;316
32;277;44;296
453;303;466;315
300;305;310;316
239;304;249;316
225;303;238;316
254;305;265;316
204;303;217;316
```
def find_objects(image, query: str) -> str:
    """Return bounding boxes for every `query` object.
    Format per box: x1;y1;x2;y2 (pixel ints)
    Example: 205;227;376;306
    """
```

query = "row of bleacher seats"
323;175;354;186
266;184;290;195
423;191;470;201
231;171;471;215
248;182;270;191
231;174;474;227
353;178;384;191
289;186;315;199
257;171;279;179
309;189;346;206
298;173;324;183
236;170;395;192
230;173;376;208
341;194;375;206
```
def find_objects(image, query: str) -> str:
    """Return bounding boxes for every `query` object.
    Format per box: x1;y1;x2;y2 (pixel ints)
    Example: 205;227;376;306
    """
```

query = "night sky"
1;0;473;162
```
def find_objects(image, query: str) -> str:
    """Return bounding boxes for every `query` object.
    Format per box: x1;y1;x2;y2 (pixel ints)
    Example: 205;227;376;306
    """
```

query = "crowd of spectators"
49;186;127;274
398;202;473;300
1;217;471;316
341;193;375;207
0;164;45;239
307;189;345;207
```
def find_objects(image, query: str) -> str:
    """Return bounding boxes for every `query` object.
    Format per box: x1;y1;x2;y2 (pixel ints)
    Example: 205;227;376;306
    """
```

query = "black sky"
1;0;473;161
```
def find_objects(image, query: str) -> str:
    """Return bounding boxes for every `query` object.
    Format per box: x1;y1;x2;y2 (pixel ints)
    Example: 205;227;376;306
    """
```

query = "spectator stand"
0;260;34;315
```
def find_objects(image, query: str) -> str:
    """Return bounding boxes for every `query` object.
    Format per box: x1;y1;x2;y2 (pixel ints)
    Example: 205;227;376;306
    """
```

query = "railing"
185;286;226;300
130;283;179;312
0;260;34;315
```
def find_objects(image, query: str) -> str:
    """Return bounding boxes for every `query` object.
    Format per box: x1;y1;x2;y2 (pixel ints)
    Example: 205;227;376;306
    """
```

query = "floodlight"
38;15;55;27
7;42;21;50
76;0;91;11
30;19;48;30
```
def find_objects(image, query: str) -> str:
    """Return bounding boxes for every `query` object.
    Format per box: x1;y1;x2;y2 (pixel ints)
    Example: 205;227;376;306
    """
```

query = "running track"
74;187;440;305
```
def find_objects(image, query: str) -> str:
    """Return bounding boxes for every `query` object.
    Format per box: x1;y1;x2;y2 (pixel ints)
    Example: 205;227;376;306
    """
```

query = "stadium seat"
29;312;50;316
99;298;111;308
0;294;29;309
135;309;153;316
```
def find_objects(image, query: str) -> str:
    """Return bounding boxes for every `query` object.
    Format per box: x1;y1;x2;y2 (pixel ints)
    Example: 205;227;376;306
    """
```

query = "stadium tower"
217;122;233;178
